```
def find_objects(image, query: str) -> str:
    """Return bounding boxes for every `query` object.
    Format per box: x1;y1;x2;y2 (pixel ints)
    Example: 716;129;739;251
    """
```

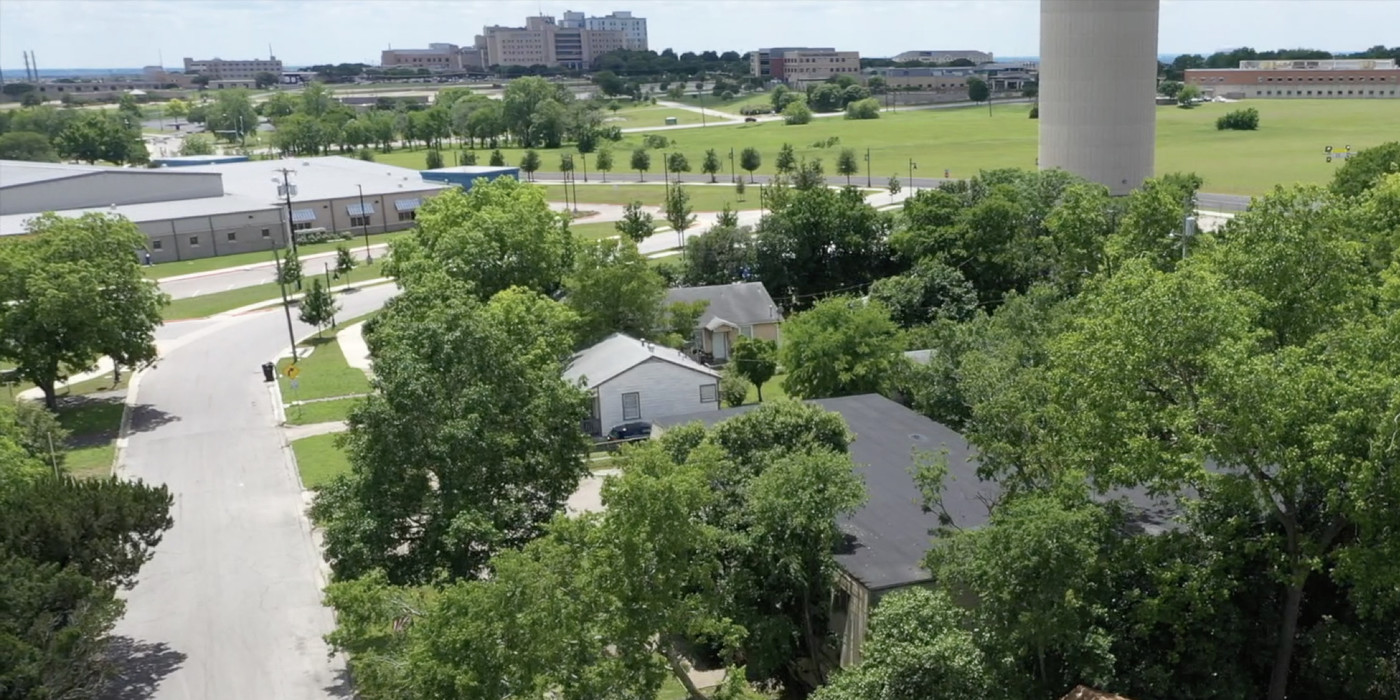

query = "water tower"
1039;0;1160;195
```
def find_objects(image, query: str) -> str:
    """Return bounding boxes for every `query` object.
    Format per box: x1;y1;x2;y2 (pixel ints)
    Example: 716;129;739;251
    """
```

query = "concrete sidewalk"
337;322;373;375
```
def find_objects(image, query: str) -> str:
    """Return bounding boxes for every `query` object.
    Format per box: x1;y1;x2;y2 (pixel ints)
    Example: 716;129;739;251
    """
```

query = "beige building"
182;56;284;81
478;15;625;69
751;47;861;85
0;157;448;263
893;49;994;64
1185;58;1400;99
381;44;465;71
663;282;783;363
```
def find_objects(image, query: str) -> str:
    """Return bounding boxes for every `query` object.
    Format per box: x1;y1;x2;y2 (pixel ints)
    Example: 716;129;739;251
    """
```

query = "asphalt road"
159;244;386;300
107;284;398;700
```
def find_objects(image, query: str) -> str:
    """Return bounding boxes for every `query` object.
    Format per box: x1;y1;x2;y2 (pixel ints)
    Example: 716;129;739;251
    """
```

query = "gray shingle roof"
564;333;719;390
655;394;1186;592
664;282;783;328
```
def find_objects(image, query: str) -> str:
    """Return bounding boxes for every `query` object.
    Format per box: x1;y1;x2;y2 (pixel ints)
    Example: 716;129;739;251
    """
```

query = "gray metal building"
0;157;449;263
1038;0;1160;195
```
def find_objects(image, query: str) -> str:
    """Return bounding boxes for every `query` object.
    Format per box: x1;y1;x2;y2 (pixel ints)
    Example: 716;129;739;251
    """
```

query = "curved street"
107;284;398;700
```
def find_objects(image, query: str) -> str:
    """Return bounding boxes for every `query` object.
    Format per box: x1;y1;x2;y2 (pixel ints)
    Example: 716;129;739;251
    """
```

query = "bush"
782;99;812;125
1216;107;1259;131
719;369;752;407
356;147;374;161
425;149;444;169
294;228;354;246
739;106;774;116
845;97;881;120
462;150;477;165
1029;105;1039;119
643;134;673;149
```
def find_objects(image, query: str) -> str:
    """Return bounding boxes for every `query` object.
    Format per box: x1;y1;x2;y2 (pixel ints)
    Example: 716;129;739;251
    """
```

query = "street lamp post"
908;159;918;192
357;184;372;264
275;168;301;290
697;92;706;127
729;147;736;183
270;240;299;362
663;152;671;202
865;148;872;188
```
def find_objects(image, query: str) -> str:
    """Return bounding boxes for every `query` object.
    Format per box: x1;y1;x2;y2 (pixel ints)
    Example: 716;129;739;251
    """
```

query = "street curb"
112;365;146;479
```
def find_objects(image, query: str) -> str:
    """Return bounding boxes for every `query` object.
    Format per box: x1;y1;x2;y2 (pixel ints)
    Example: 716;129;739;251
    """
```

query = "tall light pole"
663;152;671;202
275;168;302;290
697;92;706;127
908;159;917;191
728;147;736;183
864;147;872;187
357;184;372;264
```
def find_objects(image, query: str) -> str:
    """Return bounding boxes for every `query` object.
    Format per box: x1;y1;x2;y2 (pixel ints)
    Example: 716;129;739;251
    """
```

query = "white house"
565;333;722;436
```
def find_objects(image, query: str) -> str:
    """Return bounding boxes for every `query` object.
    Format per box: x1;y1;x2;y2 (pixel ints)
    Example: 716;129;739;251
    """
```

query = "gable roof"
654;395;1188;592
564;333;720;390
664;282;783;328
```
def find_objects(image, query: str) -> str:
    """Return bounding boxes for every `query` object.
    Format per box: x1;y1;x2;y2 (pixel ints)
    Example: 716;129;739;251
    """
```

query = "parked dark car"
607;421;652;441
744;116;758;123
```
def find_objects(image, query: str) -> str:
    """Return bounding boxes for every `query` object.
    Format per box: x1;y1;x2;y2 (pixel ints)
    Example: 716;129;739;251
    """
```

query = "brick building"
1185;59;1400;99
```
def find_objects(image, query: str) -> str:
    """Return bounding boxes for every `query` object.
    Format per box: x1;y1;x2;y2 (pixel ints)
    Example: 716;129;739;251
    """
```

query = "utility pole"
357;184;372;264
728;147;736;183
698;92;706;127
275;167;302;290
663;152;671;202
271;241;299;362
908;159;917;191
865;147;872;187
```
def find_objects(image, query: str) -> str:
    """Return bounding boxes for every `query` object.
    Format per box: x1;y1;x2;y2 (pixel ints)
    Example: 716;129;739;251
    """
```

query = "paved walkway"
654;99;745;122
336;322;373;374
284;421;349;441
16;356;115;401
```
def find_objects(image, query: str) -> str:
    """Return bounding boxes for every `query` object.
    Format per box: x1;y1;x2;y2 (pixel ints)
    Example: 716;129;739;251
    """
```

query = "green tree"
258;92;296;119
631;147;652;181
1330;140;1400;198
54;110;146;165
729;337;777;401
615;201;656;244
754;186;893;306
835;148;860;185
253;71;279;89
966;77;990;103
311;282;589;584
0;131;58;162
702;148;722;183
117;92;142;119
179;133;215;156
719;368;752;407
770;85;798;112
665;151;691;181
783;99;813;125
775;143;797;175
276;247;303;287
334;244;357;288
501;77;573;147
575;128;598;181
735;177;747;201
1176;82;1203;106
164;97;190;121
887;174;902;202
1158;79;1184;98
565;238;665;345
387;178;573;300
299;81;335;118
807;83;844;112
595;146;614;182
779;296;901;399
716;202;740;229
0;213;168;409
683;224;754;286
425;148;444;169
740;146;762;182
868;260;979;327
844;97;881;120
664;184;696;250
297;278;339;334
518;148;541;181
488;148;505;166
205;88;257;142
812;588;992;700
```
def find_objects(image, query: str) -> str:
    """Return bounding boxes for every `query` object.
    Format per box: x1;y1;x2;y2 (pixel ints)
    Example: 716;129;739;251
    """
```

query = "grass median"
541;183;759;211
284;396;363;426
145;233;406;281
162;258;388;320
290;433;352;489
278;335;371;403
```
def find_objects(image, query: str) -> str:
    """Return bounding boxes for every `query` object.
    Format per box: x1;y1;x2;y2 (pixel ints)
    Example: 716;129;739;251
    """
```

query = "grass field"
667;91;774;115
742;373;788;405
373;100;1399;196
602;105;709;127
162;260;388;320
56;397;126;479
145;233;404;280
544;183;759;211
290;433;351;489
278;335;371;403
570;221;620;241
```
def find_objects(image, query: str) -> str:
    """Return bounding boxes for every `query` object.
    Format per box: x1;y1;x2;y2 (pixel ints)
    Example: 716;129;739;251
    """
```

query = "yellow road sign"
284;365;300;379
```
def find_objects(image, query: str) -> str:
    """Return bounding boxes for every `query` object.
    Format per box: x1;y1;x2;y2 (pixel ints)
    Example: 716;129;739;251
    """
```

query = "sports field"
376;99;1397;195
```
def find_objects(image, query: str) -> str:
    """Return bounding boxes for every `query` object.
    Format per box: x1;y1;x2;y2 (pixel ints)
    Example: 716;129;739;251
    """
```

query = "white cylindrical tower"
1039;0;1160;195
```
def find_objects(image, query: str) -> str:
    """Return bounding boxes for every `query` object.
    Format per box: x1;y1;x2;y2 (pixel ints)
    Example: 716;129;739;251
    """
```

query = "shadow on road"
125;404;180;436
101;636;187;700
324;668;356;699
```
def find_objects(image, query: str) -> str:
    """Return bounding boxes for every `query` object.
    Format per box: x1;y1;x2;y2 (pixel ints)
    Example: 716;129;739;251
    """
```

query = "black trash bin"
261;362;276;383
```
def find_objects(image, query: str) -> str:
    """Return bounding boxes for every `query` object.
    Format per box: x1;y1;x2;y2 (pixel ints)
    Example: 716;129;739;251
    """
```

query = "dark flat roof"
656;394;1187;592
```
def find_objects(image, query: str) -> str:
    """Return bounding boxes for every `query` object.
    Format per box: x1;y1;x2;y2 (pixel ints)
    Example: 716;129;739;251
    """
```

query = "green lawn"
570;221;620;241
290;433;352;489
56;397;126;480
162;259;389;320
601;105;709;127
542;184;760;211
278;335;371;403
284;396;362;426
742;372;788;405
374;100;1400;196
145;233;405;280
667;91;775;115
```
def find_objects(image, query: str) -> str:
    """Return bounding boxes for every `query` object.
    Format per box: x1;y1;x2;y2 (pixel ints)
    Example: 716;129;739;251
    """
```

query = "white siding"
595;358;719;432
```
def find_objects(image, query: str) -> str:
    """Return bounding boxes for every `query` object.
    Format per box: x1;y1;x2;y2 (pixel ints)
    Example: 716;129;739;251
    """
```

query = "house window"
740;325;755;338
292;221;315;232
226;231;237;242
397;211;416;222
189;235;200;247
152;240;163;251
700;384;718;403
350;215;371;227
621;392;641;421
261;228;271;239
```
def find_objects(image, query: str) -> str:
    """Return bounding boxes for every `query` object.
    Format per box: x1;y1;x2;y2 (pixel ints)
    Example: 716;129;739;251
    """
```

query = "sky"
1;0;1397;70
